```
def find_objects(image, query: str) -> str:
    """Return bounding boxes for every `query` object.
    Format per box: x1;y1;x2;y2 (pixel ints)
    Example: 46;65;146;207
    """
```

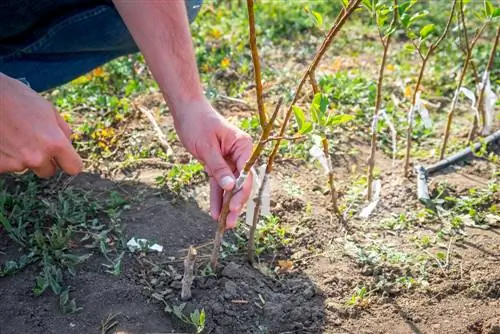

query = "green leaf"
362;0;372;11
436;252;446;261
199;309;206;325
493;7;500;17
312;10;323;27
292;105;306;130
299;122;313;134
420;24;435;38
190;309;200;324
327;114;355;126
341;0;349;8
484;0;493;16
310;93;329;125
408;11;429;26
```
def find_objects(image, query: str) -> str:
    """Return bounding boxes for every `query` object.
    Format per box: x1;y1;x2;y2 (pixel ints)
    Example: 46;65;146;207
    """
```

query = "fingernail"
220;176;235;190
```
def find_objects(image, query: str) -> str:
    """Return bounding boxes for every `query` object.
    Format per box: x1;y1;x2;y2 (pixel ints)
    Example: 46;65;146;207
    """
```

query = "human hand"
0;73;82;177
172;98;253;228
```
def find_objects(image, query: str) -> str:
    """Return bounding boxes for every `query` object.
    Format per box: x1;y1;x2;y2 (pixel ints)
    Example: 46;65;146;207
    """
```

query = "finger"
32;159;57;179
225;211;239;229
0;154;26;174
204;149;235;192
52;137;83;176
234;135;253;172
54;109;72;139
229;169;253;212
209;177;223;221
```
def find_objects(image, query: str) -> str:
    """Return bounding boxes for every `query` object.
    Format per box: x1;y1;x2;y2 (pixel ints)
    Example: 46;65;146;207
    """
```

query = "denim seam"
0;6;109;64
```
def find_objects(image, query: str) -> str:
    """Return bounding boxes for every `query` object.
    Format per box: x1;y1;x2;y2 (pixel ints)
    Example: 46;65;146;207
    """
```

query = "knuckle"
21;150;44;168
46;137;66;153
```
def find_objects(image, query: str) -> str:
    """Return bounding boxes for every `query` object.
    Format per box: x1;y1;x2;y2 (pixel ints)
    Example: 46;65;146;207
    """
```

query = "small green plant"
165;303;206;334
347;286;370;308
155;162;205;193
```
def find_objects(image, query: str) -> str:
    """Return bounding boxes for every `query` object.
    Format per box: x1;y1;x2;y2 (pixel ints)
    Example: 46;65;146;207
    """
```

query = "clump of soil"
139;260;325;333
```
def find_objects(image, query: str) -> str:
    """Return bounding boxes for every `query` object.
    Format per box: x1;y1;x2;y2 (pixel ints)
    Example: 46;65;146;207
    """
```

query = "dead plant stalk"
403;0;457;177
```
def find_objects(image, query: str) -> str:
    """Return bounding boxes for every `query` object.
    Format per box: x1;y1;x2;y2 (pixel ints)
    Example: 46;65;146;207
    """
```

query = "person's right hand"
0;73;82;178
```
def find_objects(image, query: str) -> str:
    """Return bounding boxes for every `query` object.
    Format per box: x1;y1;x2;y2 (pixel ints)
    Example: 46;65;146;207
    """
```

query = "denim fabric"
0;0;203;92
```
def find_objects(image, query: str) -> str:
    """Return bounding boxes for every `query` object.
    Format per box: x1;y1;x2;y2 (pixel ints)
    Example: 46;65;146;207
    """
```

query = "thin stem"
368;39;391;200
246;0;267;129
210;99;282;270
404;0;457;177
368;0;397;199
247;172;268;264
403;57;428;177
429;0;458;53
272;0;362;174
323;138;341;217
477;26;499;135
440;0;475;159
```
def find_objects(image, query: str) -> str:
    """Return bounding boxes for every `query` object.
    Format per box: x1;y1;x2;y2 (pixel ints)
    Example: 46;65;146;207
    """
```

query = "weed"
0;174;126;311
165;303;206;334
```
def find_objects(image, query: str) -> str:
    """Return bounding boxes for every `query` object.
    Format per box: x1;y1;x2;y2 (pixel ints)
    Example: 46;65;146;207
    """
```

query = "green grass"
0;174;127;312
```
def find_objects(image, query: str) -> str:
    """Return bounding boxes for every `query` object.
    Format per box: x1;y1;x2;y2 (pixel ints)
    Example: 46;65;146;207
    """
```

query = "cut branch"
322;138;341;217
180;246;197;301
247;0;267;129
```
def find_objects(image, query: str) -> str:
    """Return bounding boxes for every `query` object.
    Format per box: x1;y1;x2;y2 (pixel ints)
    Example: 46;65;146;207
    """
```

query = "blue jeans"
0;0;202;92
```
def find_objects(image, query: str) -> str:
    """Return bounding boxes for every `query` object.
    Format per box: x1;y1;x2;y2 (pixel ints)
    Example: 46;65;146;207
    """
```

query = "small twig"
218;94;251;107
247;0;267;128
445;236;454;268
181;246;197;301
261;135;306;144
423;250;448;277
136;105;174;156
322;138;341;218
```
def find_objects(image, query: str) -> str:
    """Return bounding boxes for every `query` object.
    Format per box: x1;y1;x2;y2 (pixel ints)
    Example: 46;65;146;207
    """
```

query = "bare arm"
111;1;203;113
112;1;253;228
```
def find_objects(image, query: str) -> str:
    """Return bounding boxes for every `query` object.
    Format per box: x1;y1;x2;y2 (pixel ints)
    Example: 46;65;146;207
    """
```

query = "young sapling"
402;0;458;177
440;0;489;159
367;0;398;200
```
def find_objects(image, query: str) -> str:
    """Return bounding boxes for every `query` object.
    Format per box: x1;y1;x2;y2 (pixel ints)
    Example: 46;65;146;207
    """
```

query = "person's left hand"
171;98;253;228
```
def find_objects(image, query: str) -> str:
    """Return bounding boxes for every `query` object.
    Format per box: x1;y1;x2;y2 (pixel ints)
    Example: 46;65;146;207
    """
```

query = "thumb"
204;151;235;191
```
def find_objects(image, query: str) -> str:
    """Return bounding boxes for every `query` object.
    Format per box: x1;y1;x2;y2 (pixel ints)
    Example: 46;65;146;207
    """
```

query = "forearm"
112;1;204;115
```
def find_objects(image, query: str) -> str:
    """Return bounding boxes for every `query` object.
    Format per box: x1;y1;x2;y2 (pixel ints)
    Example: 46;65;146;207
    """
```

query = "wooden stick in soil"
467;25;500;142
180;246;197;301
210;101;281;270
367;0;397;200
322;138;341;217
137;105;174;156
440;0;488;159
247;0;267;129
403;0;457;177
